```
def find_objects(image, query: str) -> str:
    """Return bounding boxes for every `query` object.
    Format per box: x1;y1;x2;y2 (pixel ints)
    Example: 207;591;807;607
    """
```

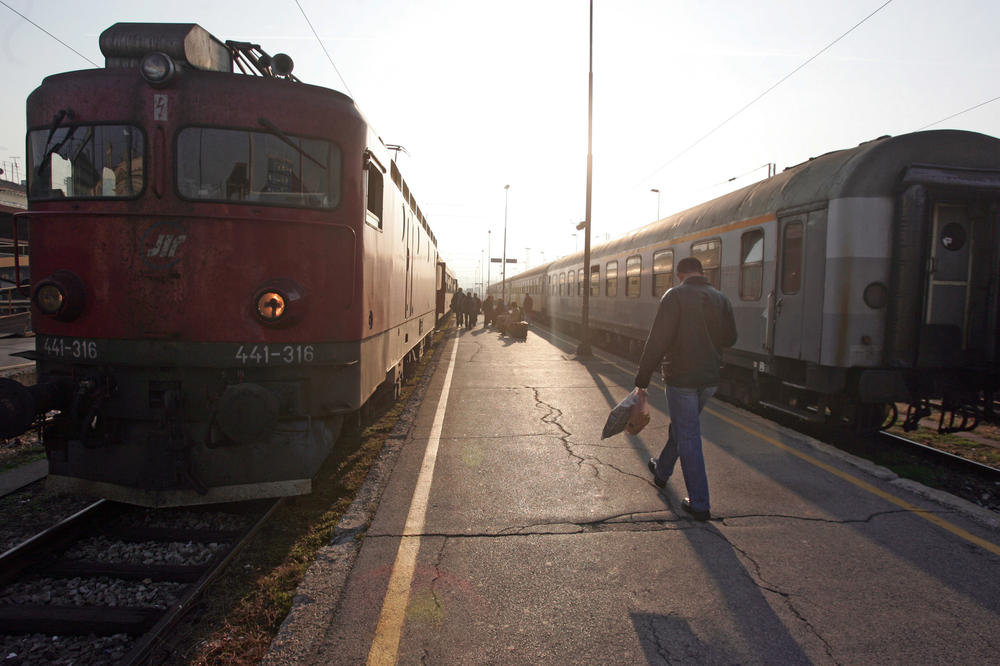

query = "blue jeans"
655;385;716;512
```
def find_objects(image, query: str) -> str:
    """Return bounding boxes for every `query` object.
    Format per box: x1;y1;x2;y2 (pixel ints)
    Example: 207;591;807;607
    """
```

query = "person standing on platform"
470;294;481;328
482;294;494;328
635;257;737;521
523;293;533;322
451;288;465;328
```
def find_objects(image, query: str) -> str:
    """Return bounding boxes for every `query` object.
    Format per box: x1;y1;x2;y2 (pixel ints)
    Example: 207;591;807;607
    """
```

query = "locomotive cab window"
740;229;764;300
781;222;803;294
176;127;341;208
626;255;641;298
691;239;722;289
28;124;145;200
652;249;674;297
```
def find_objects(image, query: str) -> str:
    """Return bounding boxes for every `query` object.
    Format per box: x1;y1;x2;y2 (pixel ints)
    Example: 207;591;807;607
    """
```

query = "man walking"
635;257;737;521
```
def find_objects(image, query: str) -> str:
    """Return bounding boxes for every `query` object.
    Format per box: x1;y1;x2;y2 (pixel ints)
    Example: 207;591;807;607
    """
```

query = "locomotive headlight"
256;291;287;321
140;52;176;87
252;278;306;327
863;282;888;309
32;270;86;321
35;284;64;315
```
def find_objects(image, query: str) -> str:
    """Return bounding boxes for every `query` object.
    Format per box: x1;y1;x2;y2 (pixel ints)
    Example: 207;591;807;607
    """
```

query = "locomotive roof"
535;129;1000;275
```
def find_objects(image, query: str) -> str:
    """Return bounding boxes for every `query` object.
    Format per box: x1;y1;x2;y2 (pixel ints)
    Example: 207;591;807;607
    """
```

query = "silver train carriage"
495;130;1000;430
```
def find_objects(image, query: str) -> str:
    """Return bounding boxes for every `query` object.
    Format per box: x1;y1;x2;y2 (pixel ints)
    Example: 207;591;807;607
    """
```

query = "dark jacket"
634;276;738;389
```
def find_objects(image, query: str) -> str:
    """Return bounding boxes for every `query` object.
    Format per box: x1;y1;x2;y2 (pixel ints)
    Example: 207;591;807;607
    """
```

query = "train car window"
781;222;803;294
652;249;674;297
739;229;764;300
366;162;383;228
578;270;584;296
606;261;618;297
28;125;145;200
691;239;721;288
176;127;341;209
626;255;641;298
568;270;576;296
560;272;567;295
590;265;600;297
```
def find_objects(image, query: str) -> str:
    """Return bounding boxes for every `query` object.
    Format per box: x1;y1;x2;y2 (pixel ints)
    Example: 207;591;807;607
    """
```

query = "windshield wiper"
257;117;327;170
36;109;78;181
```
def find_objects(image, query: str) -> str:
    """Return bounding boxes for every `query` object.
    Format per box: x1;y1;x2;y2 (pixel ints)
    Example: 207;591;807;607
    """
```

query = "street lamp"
486;230;491;295
651;188;660;220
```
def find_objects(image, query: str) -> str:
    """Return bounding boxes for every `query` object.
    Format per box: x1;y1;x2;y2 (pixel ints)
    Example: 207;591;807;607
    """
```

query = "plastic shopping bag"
625;388;650;435
602;387;649;439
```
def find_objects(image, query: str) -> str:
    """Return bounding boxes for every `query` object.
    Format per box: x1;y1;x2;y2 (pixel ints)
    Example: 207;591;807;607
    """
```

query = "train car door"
403;207;412;318
771;215;804;359
770;209;826;361
922;202;983;361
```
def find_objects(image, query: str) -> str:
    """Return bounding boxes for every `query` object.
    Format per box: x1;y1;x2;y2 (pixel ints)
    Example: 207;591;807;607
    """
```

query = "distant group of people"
451;288;482;329
449;289;534;333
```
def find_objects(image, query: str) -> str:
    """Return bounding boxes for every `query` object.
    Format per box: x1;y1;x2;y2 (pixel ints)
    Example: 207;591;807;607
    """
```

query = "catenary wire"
918;95;1000;131
0;0;99;68
293;0;356;99
640;0;896;187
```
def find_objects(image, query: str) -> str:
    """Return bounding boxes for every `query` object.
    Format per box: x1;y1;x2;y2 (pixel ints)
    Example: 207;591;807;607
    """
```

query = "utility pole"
577;0;594;357
502;185;510;304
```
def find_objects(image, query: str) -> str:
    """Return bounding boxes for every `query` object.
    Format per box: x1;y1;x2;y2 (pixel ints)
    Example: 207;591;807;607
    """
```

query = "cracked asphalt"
275;324;1000;665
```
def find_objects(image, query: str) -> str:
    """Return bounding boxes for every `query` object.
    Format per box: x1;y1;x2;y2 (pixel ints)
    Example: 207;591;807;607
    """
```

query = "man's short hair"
676;257;703;275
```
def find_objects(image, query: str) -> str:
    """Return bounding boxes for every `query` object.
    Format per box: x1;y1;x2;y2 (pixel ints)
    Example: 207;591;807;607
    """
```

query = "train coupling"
0;377;73;439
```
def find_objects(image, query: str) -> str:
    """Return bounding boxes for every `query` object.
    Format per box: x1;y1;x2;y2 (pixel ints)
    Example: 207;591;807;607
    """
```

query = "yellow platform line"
706;405;1000;556
367;333;460;665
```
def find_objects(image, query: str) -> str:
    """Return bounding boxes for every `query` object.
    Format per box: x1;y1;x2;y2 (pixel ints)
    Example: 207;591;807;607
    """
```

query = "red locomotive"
0;23;448;506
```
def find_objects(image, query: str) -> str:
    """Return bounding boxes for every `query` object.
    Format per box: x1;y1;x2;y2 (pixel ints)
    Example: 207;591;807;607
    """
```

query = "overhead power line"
0;0;99;67
293;0;355;99
918;95;1000;131
641;0;896;185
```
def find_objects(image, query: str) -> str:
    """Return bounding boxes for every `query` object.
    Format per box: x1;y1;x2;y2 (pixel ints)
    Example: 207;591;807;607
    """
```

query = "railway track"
0;497;281;664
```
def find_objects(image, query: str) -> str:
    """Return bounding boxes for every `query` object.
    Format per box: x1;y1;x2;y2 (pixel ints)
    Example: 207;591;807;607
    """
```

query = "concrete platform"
266;323;1000;665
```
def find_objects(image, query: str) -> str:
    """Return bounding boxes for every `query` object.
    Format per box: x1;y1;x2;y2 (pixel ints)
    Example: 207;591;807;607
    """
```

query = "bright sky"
2;0;999;292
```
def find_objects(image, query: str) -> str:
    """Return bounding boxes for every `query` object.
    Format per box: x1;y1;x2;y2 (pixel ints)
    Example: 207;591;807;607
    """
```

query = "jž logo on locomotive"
141;220;188;270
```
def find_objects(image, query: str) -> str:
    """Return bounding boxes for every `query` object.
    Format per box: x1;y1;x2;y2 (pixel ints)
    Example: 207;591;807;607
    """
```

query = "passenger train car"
0;23;446;506
495;131;1000;430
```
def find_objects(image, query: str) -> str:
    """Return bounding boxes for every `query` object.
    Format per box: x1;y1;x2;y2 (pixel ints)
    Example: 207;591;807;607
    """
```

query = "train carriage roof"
540;129;1000;273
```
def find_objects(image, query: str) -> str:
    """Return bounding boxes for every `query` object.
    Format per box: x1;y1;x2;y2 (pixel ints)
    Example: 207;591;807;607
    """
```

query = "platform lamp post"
486;230;491;295
502;184;510;304
576;0;594;357
651;188;660;220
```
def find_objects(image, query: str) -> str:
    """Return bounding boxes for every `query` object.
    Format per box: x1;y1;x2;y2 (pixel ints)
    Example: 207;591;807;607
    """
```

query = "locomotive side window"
652;249;674;297
691;238;721;289
739;229;764;300
590;265;600;297
626;255;641;298
28;125;144;200
606;261;618;297
780;222;803;294
176;127;341;208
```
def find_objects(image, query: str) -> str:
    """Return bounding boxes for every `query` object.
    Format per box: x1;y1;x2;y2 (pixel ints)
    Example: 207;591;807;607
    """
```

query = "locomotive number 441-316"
235;344;315;365
42;337;98;360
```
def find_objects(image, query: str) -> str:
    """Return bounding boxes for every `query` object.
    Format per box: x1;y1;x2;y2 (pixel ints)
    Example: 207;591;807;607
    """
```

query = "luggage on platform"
509;320;528;340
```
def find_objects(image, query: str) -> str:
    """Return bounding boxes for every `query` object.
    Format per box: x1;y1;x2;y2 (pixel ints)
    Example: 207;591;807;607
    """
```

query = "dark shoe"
681;498;710;522
647;458;666;489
